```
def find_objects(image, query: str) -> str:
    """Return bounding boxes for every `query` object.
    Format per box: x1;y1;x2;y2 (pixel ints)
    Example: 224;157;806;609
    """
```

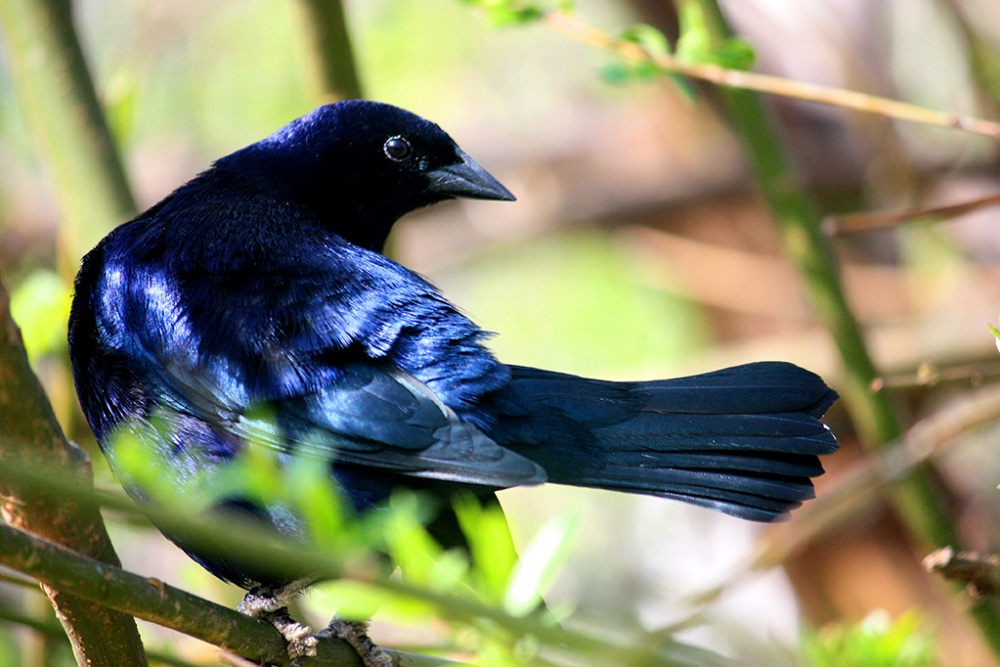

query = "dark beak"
425;149;515;201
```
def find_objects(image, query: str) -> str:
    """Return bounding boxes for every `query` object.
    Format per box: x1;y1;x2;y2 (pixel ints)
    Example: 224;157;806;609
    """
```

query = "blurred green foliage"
108;419;582;664
458;231;707;377
9;269;71;362
456;0;547;27
0;629;16;667
802;611;936;667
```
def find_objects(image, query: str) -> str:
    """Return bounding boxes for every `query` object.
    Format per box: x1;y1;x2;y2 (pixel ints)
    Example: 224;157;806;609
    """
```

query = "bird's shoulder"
79;200;508;423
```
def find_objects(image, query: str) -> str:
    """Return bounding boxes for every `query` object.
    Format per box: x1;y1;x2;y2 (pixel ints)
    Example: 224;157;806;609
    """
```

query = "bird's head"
233;100;514;251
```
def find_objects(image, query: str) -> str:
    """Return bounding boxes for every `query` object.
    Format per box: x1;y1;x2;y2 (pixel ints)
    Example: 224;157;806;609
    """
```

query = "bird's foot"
318;618;392;667
238;590;317;660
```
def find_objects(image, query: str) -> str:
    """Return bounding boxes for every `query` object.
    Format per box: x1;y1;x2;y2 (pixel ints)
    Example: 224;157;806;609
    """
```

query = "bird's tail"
488;362;839;522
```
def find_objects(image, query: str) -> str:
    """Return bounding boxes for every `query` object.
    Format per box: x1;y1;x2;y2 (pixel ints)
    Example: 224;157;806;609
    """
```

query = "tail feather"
487;361;839;522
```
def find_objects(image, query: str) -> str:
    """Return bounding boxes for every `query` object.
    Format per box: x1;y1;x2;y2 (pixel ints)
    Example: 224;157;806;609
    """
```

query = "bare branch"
925;547;1000;599
824;192;1000;236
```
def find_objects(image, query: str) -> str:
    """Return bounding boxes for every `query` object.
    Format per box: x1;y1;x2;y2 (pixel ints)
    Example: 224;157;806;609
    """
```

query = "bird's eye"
384;136;413;162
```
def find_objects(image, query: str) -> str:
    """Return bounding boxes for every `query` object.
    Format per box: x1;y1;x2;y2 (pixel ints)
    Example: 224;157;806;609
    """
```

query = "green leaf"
802;610;936;667
990;319;1000;355
712;37;756;70
458;0;546;27
617;23;671;58
312;579;401;623
454;495;518;603
599;61;633;86
504;512;578;616
284;452;347;548
9;269;72;362
677;0;755;70
383;493;469;593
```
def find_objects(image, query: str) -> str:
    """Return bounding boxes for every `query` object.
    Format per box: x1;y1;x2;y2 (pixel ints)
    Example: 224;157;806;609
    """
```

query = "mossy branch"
0;449;739;667
0;277;148;665
0;521;459;667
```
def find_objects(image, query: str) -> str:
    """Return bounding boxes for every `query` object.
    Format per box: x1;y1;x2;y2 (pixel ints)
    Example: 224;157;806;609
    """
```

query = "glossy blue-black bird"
68;100;838;660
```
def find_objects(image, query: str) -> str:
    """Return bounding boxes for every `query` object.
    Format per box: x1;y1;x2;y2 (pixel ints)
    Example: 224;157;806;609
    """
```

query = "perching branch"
0;450;737;667
0;278;147;665
0;601;206;667
0;521;458;667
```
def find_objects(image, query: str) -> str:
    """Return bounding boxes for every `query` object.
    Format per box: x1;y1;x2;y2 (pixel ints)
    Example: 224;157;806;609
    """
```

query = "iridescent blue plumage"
68;101;838;594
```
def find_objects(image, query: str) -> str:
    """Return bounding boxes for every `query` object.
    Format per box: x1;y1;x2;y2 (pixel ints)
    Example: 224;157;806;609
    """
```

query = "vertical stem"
0;0;137;274
297;0;364;101
941;0;1000;119
685;0;1000;654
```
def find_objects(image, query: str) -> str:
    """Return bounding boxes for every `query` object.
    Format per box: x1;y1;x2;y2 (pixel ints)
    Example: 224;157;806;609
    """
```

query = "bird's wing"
229;362;544;486
106;242;544;487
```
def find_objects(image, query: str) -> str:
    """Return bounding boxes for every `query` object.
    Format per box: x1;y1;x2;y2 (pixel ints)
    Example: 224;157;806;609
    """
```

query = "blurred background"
1;0;1000;665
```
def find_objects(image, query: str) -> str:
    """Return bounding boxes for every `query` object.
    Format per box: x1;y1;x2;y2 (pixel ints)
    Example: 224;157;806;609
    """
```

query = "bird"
68;100;839;664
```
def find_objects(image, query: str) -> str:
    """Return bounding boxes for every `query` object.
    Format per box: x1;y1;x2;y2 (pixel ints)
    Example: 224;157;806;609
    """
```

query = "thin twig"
824;192;1000;236
541;10;1000;140
871;360;1000;391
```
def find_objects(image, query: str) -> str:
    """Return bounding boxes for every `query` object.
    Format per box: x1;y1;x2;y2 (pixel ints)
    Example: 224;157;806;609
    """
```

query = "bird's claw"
318;619;393;667
270;612;318;660
238;592;317;660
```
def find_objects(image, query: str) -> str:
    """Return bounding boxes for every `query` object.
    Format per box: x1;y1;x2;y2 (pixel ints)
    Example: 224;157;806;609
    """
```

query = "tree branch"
0;521;461;667
0;600;207;667
0;277;147;664
925;548;1000;599
0;446;740;667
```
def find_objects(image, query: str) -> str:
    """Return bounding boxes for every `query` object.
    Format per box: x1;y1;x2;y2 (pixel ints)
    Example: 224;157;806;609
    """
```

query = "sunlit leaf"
504;512;578;616
454;495;518;603
284;453;347;547
802;610;936;667
9;269;72;362
458;0;546;27
618;23;671;58
677;0;755;70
